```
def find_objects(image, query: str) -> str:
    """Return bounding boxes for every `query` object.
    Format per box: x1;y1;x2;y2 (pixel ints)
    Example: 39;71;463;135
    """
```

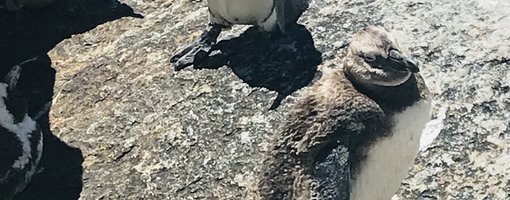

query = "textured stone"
2;0;509;199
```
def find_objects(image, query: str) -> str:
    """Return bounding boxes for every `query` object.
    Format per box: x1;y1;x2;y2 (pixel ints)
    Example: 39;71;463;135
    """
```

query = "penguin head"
1;65;28;124
344;26;419;87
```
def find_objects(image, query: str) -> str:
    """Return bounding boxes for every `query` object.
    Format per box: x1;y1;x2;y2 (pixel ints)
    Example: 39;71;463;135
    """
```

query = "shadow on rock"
0;0;143;73
197;25;323;109
10;55;84;200
0;0;141;198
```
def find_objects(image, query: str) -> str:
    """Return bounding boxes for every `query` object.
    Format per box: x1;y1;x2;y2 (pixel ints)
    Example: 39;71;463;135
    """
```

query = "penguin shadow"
0;0;143;71
0;1;142;199
196;25;323;109
9;55;83;200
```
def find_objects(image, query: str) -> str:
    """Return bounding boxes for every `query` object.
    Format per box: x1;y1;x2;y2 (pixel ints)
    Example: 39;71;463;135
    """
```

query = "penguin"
0;57;50;200
170;0;310;70
257;26;431;200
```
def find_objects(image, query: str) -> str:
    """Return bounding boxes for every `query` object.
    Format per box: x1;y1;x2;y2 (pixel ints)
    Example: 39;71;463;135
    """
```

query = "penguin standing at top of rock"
258;26;431;200
170;0;310;70
0;57;50;200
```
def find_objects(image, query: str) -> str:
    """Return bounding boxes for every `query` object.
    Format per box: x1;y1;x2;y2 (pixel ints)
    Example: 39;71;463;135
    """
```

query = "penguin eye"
361;52;376;62
388;47;401;59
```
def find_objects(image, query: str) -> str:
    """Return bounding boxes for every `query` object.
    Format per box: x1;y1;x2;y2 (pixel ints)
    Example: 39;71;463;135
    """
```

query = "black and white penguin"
170;0;310;70
0;57;49;200
257;26;431;200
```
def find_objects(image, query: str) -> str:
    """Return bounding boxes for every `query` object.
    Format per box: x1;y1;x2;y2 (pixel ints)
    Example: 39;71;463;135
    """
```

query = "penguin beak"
387;49;420;73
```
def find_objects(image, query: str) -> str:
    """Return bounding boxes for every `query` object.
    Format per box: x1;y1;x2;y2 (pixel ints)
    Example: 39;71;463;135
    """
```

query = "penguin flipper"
312;144;351;200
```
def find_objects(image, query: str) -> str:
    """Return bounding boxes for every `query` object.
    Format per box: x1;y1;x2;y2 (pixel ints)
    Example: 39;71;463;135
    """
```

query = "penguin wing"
312;144;351;200
261;94;384;199
306;96;385;200
292;95;386;157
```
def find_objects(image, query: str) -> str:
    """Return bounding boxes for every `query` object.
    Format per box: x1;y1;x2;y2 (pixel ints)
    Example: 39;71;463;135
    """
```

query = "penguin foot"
170;25;223;71
170;42;213;70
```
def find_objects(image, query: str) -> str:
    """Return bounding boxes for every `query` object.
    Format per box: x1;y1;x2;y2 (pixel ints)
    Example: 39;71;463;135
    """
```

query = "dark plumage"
0;57;50;200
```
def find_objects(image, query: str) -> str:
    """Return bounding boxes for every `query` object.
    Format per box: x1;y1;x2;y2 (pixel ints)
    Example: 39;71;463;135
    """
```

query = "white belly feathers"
351;100;432;200
208;0;277;30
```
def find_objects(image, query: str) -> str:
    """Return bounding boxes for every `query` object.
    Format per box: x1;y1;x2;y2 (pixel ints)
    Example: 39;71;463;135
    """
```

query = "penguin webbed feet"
170;42;211;70
170;25;223;71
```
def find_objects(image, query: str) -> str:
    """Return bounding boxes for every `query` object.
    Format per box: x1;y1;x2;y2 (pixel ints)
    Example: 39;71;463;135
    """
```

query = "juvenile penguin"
0;57;49;200
257;26;431;200
170;0;310;70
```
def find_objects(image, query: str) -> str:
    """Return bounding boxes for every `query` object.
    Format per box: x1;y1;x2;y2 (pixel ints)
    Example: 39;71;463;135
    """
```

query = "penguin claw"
170;42;213;71
171;25;223;70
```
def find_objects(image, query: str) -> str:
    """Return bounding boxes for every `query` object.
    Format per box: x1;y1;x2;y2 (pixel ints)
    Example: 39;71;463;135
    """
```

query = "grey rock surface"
9;0;509;199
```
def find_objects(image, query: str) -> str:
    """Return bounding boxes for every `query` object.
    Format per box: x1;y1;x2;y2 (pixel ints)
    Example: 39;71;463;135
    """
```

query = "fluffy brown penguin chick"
257;26;430;200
